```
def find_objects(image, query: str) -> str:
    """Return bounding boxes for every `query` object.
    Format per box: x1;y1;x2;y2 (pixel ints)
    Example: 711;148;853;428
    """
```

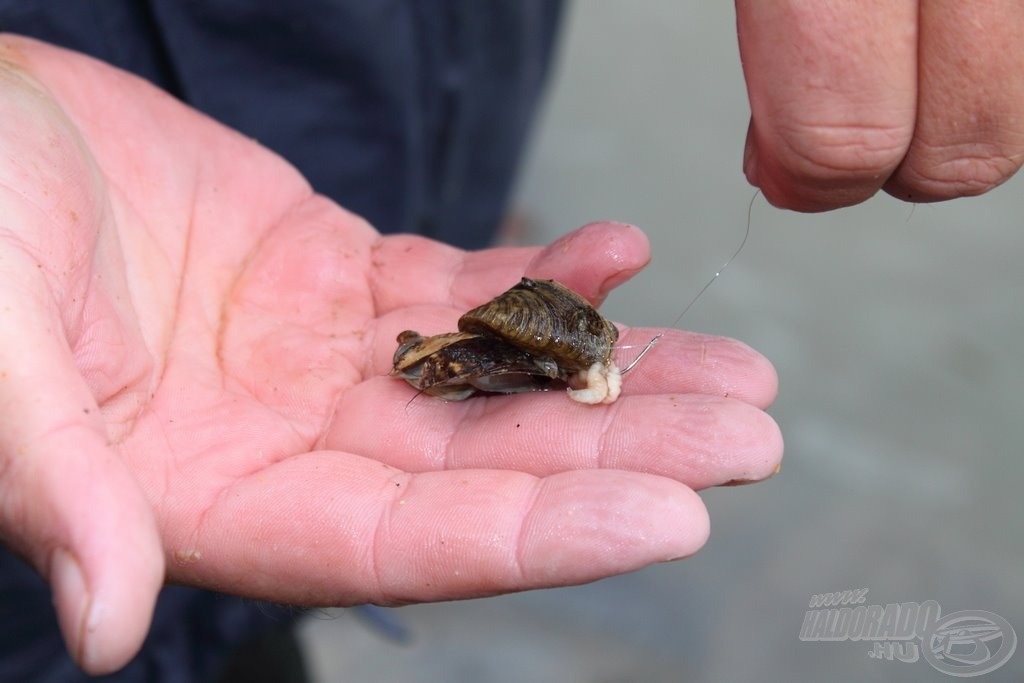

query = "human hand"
736;1;1024;210
0;36;782;674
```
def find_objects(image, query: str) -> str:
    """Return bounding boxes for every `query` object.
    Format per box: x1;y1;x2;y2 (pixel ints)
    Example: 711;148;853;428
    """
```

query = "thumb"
0;290;164;674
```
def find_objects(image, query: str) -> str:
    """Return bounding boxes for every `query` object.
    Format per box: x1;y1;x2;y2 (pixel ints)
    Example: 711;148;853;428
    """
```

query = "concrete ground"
300;3;1024;681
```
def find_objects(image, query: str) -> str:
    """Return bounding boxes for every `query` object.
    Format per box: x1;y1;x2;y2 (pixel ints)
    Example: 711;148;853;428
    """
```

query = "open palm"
0;36;781;673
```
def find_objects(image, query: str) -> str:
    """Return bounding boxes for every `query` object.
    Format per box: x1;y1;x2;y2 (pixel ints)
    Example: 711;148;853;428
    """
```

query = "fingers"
170;452;709;605
885;2;1024;200
0;273;163;675
367;221;650;316
737;1;1024;209
326;376;782;490
613;328;778;408
736;0;919;210
353;322;781;487
368;319;777;405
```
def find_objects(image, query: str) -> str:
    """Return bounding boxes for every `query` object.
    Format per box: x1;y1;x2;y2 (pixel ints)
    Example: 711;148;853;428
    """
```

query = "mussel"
390;278;622;404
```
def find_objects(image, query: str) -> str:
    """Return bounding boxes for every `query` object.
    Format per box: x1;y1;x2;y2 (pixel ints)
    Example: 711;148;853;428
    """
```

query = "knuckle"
898;142;1024;199
774;121;912;181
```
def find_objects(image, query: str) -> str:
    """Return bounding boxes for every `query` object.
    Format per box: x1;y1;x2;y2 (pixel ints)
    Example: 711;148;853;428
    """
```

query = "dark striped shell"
390;277;620;402
390;330;562;400
457;278;618;373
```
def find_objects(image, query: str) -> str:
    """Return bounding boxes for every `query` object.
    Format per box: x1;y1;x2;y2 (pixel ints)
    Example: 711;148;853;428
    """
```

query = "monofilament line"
621;190;760;375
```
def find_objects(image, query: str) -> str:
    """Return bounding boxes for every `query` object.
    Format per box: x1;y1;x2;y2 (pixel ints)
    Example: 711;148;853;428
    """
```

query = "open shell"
391;278;622;404
391;330;561;401
457;278;618;372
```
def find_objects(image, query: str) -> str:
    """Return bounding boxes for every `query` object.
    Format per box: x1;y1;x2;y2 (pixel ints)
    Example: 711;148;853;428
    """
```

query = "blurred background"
300;2;1024;680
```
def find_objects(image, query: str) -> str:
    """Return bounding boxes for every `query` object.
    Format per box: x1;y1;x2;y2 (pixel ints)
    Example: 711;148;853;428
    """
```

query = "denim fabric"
0;0;563;248
0;551;301;682
0;1;563;680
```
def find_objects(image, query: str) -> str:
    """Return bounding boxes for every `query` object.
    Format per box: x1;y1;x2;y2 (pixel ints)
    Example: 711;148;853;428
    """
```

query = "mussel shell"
390;329;565;399
457;278;618;372
392;330;473;370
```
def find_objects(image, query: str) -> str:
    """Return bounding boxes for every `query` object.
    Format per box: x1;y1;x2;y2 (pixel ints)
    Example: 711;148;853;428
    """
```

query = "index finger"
366;221;651;315
736;0;918;210
166;452;711;606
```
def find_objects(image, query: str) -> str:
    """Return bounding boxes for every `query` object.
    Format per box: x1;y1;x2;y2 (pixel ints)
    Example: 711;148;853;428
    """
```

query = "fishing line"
620;189;760;374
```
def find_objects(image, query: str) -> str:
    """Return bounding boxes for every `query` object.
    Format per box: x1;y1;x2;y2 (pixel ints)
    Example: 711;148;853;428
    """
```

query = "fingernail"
720;461;782;486
720;477;759;487
742;120;758;184
598;266;644;299
50;548;100;669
